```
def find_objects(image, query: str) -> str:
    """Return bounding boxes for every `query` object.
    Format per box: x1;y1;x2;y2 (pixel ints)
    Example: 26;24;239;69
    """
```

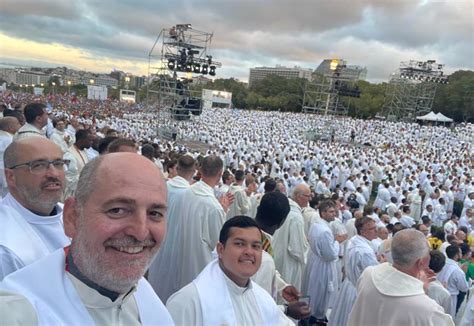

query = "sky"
0;0;472;83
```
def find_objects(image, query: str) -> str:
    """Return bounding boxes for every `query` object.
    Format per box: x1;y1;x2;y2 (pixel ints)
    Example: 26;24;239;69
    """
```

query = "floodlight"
201;64;208;75
186;62;193;72
209;65;216;76
168;59;176;70
193;63;201;73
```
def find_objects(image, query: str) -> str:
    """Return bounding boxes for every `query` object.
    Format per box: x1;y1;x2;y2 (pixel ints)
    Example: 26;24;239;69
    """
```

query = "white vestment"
13;123;45;141
166;259;290;326
428;280;452;314
0;248;174;325
0;193;70;280
348;263;454;326
459;294;474;326
226;184;250;219
272;199;309;290
50;129;71;153
0;130;13;197
329;235;378;326
164;180;225;292
251;232;289;301
303;218;339;319
148;176;191;302
436;258;470;318
64;145;89;198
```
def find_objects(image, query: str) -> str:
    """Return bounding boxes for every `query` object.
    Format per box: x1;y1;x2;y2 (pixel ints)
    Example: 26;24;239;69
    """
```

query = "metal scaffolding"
302;59;361;116
146;24;220;121
382;60;447;121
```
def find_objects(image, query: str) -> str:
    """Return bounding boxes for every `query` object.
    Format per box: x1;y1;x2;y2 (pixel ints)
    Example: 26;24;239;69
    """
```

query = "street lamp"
52;82;56;95
89;79;95;85
124;76;130;90
40;83;44;87
67;80;71;95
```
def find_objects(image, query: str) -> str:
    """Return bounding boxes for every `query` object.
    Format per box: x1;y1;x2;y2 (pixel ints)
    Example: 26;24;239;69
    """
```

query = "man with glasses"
0;138;70;279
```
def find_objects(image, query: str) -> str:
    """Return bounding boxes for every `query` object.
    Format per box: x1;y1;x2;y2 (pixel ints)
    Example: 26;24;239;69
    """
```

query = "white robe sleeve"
317;231;339;263
287;217;309;264
0;247;25;280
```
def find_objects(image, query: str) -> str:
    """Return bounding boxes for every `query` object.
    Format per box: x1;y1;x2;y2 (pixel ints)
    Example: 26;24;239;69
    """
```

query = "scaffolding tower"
382;60;448;121
146;24;221;122
302;59;362;115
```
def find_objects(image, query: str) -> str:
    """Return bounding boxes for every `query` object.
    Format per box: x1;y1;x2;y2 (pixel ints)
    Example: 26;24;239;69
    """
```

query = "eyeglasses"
8;159;69;175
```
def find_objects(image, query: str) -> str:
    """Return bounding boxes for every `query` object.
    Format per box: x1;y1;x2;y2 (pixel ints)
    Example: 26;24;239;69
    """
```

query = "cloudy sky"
0;0;472;83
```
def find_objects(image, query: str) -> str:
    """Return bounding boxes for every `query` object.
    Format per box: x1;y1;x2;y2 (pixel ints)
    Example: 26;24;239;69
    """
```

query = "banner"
87;85;107;100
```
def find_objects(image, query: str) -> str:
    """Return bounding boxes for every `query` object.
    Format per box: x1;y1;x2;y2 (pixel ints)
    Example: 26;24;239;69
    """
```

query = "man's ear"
4;169;15;189
216;242;224;259
63;197;79;239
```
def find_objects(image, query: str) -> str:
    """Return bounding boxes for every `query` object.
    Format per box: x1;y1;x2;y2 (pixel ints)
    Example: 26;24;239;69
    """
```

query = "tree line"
190;70;474;123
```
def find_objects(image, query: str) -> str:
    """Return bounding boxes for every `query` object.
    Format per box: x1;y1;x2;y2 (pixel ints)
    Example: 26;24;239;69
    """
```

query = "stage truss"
302;59;360;116
382;60;448;121
146;24;221;123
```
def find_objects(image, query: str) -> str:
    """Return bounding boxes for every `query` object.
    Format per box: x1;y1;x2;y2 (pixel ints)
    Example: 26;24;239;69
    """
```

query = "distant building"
248;65;313;87
315;59;367;81
192;75;212;85
0;69;49;86
90;75;118;88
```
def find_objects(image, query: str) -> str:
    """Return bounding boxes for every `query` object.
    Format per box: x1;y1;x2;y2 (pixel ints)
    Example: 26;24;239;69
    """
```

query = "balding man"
348;229;454;326
0;153;173;325
0;117;21;197
272;184;310;290
0;138;70;279
13;103;48;140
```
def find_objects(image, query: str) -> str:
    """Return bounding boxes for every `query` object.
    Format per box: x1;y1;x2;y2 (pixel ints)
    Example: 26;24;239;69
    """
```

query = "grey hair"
391;229;429;267
75;156;105;208
3;141;20;168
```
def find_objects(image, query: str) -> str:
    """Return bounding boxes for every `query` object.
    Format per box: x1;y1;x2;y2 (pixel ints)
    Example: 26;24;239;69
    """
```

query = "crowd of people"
0;91;473;325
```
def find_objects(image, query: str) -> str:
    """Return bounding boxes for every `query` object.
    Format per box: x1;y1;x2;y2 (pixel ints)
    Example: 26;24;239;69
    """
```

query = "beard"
17;177;64;213
71;220;159;294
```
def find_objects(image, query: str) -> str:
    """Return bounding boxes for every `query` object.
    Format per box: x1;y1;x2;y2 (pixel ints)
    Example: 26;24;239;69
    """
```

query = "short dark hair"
98;136;118;154
263;178;277;192
23;103;46;124
255;192;290;229
177;155;196;174
141;144;155;158
460;243;471;256
222;170;232;183
429;250;446;273
446;245;460;259
107;138;136;153
200;155;223;178
319;199;336;215
219;215;261;245
234;170;245;181
75;129;91;142
355;217;375;235
166;159;178;173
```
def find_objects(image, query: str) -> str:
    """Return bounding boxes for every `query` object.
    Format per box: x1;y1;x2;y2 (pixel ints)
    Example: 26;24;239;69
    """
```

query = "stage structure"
147;24;221;121
302;59;361;116
382;60;448;121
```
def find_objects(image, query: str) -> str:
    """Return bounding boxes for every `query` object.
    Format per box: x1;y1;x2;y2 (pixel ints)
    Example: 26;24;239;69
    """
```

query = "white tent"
435;112;453;122
416;111;439;121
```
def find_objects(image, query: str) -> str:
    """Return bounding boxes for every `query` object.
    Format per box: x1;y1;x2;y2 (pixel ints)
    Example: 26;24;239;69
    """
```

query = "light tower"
147;24;221;122
382;60;448;121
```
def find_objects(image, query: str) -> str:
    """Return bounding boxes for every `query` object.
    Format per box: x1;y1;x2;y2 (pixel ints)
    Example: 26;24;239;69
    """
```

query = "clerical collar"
66;253;123;301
